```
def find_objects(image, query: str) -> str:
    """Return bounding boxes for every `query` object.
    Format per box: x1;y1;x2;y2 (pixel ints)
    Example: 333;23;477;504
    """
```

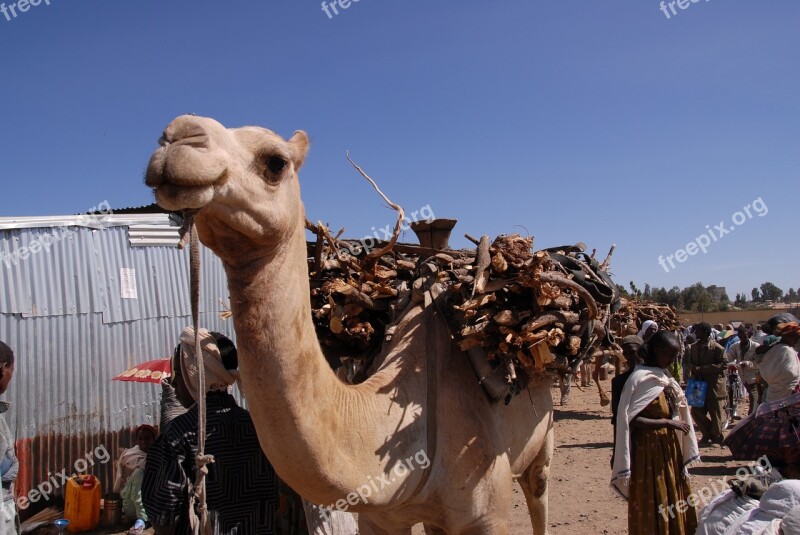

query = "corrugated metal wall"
0;221;236;507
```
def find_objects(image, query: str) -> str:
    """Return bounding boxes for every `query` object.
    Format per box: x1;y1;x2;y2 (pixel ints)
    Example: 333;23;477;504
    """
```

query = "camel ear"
288;131;310;171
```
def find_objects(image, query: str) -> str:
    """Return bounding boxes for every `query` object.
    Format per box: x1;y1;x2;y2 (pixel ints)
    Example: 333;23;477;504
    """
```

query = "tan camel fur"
145;115;554;535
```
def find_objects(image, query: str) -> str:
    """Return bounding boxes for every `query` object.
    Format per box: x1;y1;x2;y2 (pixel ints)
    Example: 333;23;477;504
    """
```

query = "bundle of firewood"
304;156;620;387
306;224;619;383
611;298;682;336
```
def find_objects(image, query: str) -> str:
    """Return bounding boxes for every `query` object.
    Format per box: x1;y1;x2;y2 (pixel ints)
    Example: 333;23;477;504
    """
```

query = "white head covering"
637;320;659;339
178;326;241;402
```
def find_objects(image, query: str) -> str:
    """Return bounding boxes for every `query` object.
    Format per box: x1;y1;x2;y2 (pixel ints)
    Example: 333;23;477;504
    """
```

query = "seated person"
115;424;156;534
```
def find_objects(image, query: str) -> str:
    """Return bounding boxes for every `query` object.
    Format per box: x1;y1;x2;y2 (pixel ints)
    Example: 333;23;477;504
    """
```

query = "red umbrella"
112;358;171;383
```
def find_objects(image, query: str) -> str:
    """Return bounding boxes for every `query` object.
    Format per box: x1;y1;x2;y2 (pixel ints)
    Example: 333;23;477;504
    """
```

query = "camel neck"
221;219;426;505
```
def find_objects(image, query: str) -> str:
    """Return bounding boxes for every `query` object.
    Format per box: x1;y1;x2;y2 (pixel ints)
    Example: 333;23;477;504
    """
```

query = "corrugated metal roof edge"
0;214;182;231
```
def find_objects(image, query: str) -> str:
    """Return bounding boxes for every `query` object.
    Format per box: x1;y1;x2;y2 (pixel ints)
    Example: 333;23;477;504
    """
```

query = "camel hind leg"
518;427;554;535
593;354;610;406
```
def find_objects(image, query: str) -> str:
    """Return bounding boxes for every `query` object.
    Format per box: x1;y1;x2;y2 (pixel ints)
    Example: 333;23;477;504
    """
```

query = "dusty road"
417;376;753;534
411;375;754;534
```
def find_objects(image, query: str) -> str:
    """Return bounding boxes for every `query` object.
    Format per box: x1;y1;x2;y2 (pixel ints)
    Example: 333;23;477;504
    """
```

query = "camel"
144;115;554;535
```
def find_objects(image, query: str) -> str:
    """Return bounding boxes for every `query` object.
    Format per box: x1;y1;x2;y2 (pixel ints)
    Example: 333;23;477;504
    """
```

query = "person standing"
142;328;279;534
610;335;645;468
0;342;18;535
637;320;658;342
686;322;727;446
612;331;699;535
725;326;760;416
752;324;767;344
758;323;800;402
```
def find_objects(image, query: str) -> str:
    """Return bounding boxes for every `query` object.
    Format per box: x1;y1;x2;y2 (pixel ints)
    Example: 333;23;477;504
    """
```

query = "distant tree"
643;284;652;301
735;293;748;308
616;284;631;299
667;286;682;309
652;287;668;305
696;290;714;313
681;283;714;312
760;282;783;302
784;288;798;304
752;288;762;302
629;281;642;299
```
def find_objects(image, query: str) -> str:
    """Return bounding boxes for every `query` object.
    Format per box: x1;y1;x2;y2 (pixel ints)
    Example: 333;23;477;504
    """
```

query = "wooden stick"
346;152;405;264
538;272;599;320
312;221;325;275
473;236;491;296
330;280;389;311
464;233;481;246
600;244;616;270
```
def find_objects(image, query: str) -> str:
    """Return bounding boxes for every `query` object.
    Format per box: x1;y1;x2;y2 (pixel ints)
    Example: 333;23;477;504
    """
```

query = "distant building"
709;287;728;303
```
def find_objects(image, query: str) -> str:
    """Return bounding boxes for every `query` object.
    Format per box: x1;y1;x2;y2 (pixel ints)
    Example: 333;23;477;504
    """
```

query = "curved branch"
346;152;405;264
537;272;599;320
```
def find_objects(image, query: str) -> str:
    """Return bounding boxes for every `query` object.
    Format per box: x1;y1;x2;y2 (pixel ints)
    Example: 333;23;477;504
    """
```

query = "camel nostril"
164;117;210;147
173;134;210;149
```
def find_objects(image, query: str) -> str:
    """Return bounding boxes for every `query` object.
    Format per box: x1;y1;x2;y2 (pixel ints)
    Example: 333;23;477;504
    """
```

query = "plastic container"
64;475;101;533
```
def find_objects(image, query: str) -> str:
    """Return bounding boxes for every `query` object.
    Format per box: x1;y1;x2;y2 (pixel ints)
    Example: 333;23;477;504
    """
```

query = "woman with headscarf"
637;320;659;342
142;328;279;534
612;331;700;535
758;322;800;402
115;424;157;534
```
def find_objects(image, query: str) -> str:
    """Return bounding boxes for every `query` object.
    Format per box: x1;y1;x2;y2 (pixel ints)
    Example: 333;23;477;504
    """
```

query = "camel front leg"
518;427;554;535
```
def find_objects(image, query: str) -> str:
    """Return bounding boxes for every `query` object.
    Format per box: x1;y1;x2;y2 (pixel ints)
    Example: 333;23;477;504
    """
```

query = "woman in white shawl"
612;331;700;535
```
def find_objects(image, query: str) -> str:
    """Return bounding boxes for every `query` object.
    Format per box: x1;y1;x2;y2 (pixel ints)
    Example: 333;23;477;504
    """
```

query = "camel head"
145;115;310;264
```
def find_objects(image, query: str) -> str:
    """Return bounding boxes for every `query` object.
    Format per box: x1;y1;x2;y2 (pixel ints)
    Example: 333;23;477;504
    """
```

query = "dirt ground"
408;375;754;534
417;375;751;535
28;375;753;535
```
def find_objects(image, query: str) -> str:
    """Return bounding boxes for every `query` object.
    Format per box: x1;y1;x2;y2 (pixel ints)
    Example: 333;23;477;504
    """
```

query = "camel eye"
267;156;287;174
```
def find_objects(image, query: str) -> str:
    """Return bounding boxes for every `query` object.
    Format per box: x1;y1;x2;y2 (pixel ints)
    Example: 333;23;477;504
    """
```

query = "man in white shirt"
751;324;767;344
726;326;760;416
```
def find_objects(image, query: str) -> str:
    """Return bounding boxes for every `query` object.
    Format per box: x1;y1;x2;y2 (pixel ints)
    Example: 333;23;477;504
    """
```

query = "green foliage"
760;282;784;302
626;281;786;313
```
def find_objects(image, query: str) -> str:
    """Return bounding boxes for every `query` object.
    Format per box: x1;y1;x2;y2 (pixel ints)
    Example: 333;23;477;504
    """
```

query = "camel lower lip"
153;183;215;211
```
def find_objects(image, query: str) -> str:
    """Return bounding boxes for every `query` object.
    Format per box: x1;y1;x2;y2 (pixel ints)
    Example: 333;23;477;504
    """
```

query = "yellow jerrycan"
64;474;101;533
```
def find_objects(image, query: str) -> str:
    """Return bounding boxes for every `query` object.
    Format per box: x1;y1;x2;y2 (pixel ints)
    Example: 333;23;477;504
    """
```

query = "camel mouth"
152;182;216;212
145;142;229;211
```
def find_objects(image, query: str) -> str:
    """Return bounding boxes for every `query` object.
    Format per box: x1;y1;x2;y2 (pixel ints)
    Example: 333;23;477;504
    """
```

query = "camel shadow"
559;441;614;450
690;465;733;477
553;410;608;422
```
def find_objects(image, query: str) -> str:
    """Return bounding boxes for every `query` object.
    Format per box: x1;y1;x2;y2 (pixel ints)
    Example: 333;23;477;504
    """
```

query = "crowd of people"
610;316;800;534
0;312;798;534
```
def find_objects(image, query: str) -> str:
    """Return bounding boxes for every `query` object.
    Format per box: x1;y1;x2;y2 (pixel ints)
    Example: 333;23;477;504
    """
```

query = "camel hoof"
600;398;610;407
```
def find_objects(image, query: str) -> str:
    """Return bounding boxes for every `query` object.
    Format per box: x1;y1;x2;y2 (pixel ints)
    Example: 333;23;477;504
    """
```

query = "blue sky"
0;1;797;298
